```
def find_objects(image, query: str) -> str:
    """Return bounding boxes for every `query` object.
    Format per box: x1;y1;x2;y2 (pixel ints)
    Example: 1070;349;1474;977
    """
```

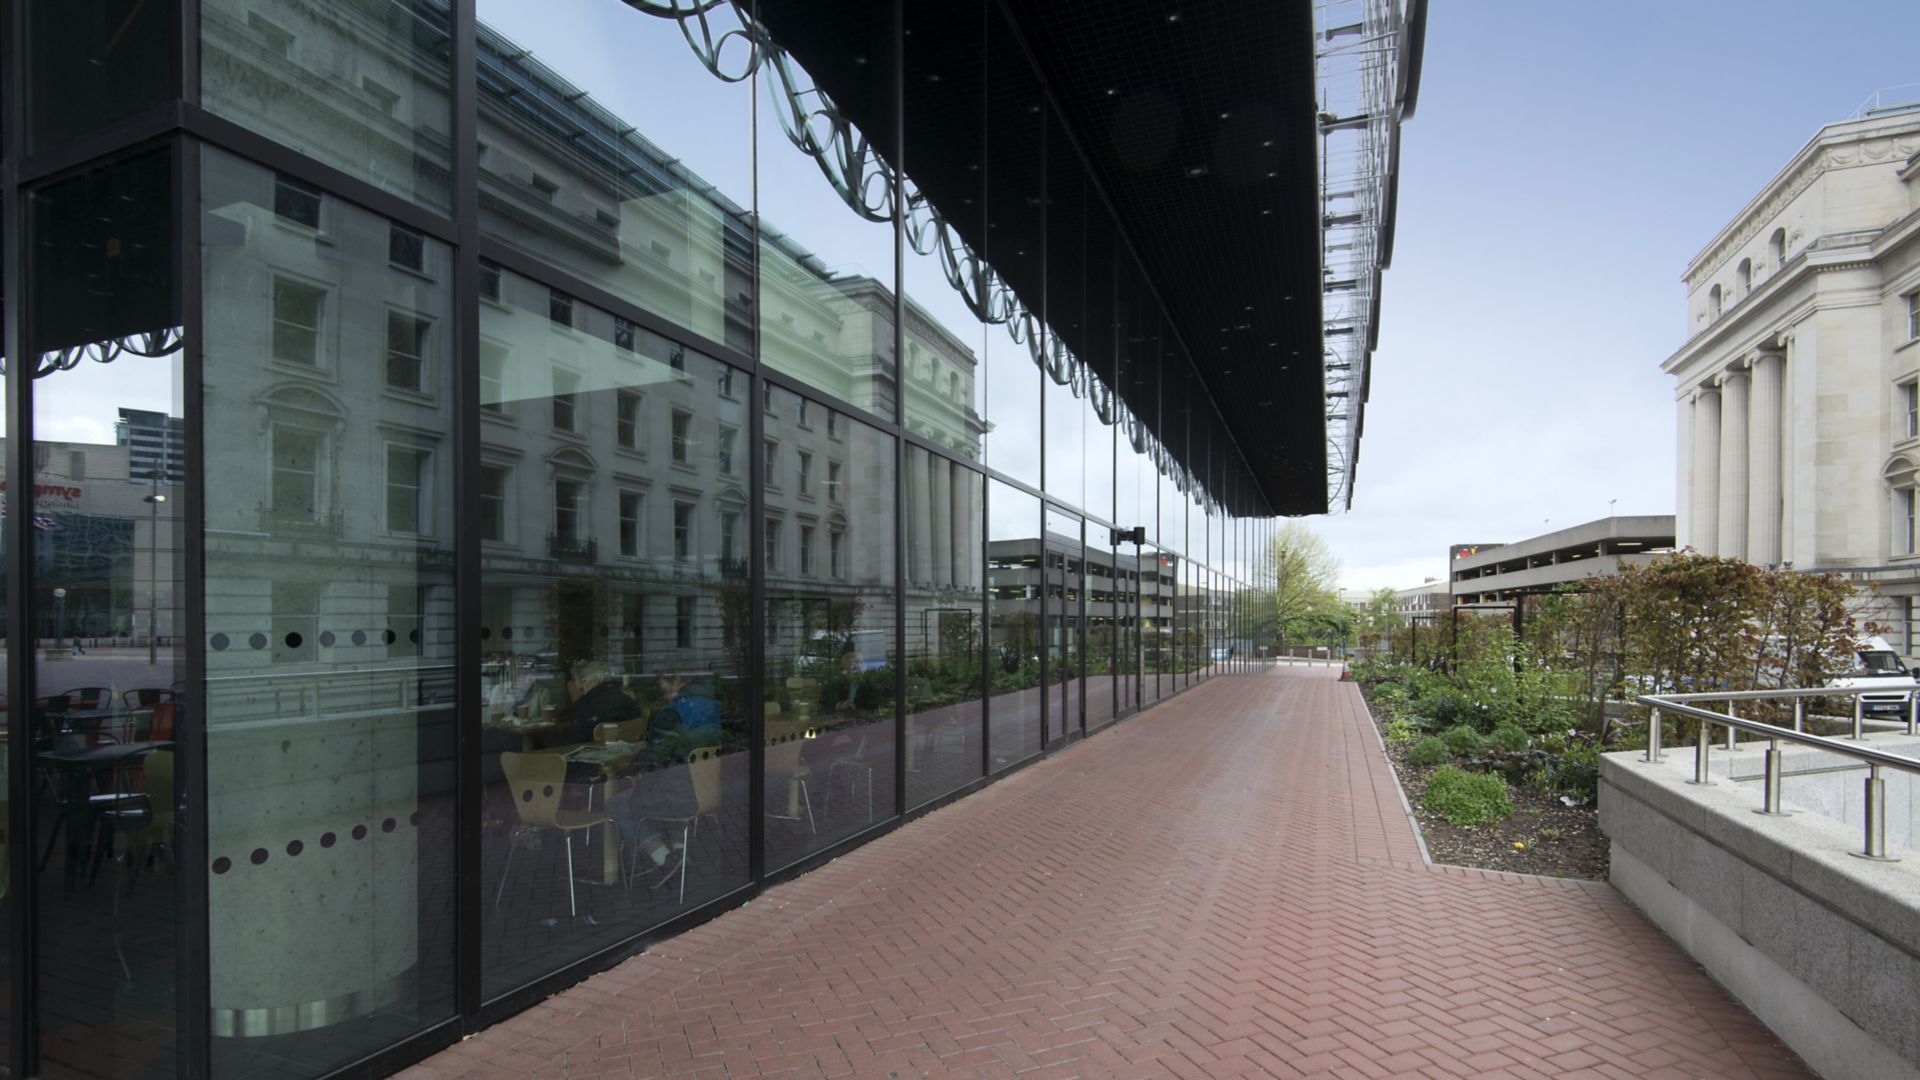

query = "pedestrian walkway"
409;666;1808;1078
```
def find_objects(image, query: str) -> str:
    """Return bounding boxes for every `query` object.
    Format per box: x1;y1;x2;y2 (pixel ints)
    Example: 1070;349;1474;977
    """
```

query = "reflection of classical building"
1666;104;1920;647
1;0;1418;1074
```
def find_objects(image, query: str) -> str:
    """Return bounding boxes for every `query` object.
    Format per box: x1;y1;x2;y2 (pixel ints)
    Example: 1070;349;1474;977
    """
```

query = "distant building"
1664;102;1920;647
1392;580;1451;619
1449;516;1676;604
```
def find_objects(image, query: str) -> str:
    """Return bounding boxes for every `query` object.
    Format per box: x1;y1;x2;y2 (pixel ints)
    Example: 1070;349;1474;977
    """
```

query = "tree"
1356;586;1401;649
1270;521;1341;650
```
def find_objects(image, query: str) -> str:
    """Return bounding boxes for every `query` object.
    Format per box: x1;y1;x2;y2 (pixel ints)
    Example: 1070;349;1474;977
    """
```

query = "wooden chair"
494;752;609;919
640;746;725;904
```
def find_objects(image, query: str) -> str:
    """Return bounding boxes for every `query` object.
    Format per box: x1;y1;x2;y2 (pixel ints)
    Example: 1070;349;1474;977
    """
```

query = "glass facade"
0;2;1280;1077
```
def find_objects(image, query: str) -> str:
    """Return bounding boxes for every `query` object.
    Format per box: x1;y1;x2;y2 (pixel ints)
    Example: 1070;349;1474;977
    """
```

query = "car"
1829;636;1918;716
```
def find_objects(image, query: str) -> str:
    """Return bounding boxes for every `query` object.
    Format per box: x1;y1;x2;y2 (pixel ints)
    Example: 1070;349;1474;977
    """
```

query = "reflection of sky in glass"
26;351;182;444
477;2;752;203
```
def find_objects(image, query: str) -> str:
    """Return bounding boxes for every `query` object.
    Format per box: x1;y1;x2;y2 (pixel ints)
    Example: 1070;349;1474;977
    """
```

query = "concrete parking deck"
409;666;1809;1079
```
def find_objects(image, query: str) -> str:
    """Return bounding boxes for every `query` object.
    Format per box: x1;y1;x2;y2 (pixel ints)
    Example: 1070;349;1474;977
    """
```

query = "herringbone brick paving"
409;666;1810;1078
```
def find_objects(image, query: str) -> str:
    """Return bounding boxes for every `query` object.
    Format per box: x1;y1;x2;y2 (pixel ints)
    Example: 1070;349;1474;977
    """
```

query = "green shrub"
1486;724;1530;754
1384;718;1418;743
1423;766;1514;827
1441;725;1483;757
1406;736;1450;768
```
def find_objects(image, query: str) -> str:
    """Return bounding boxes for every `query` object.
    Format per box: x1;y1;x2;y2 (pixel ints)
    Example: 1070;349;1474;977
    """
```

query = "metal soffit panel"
760;0;1322;516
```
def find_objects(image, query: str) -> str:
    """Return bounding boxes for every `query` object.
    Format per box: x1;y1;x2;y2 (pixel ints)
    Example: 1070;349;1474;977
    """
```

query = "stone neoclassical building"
1665;102;1920;648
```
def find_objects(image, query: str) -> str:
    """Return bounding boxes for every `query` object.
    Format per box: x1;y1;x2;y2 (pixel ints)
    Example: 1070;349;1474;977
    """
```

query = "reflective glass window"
756;3;899;419
476;266;750;996
1044;508;1084;744
764;399;896;870
26;0;173;152
203;0;454;212
986;482;1041;771
202;145;457;1075
27;144;184;1079
904;447;985;808
475;1;754;353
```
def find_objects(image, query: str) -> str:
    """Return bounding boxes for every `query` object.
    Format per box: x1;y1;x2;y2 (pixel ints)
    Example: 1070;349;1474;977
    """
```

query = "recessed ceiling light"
927;73;941;83
1261;209;1272;216
1167;11;1182;23
1106;87;1119;96
1219;111;1231;120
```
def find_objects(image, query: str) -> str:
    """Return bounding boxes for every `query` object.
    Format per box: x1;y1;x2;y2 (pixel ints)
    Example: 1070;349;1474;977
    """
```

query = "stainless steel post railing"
1637;685;1920;862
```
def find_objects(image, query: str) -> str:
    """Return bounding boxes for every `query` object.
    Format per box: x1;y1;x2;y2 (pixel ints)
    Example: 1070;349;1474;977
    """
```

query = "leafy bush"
1486;724;1530;754
1406;737;1450;768
1441;725;1483;757
1544;743;1602;804
1384;718;1418;743
1423;766;1514;827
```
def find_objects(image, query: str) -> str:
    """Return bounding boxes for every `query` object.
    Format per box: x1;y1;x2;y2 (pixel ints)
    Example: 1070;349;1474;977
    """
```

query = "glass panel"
764;396;895;871
27;145;183;1079
1112;540;1138;722
901;1;986;462
200;146;454;1076
475;265;751;997
978;10;1043;487
25;0;172;153
1085;540;1117;728
756;1;897;418
1044;508;1082;744
986;482;1040;771
903;447;983;809
474;1;753;352
203;0;454;212
1143;546;1169;705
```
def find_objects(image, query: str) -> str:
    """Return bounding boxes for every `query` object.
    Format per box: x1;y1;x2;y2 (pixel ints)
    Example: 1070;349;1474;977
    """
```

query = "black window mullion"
175;131;213;1080
450;0;483;1030
4;0;33;1069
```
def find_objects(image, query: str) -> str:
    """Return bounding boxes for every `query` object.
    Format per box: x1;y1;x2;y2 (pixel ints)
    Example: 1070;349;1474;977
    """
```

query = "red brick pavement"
408;666;1809;1079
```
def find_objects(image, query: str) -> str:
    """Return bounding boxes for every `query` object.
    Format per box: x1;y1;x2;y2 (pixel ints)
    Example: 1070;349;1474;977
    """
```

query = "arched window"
1770;227;1787;269
1708;284;1723;319
1736;258;1751;296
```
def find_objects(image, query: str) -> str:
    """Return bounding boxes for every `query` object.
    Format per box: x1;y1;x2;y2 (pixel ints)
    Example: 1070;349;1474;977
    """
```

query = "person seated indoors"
565;660;639;746
643;673;722;765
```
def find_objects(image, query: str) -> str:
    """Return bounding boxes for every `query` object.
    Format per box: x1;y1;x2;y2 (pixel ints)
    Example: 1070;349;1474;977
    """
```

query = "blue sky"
1320;1;1920;588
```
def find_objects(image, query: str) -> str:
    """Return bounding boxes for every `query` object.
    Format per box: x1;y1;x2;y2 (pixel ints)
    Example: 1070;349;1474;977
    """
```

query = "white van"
1830;636;1918;717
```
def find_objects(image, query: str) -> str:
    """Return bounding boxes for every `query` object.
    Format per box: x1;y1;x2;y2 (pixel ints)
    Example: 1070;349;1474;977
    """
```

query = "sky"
1321;1;1920;590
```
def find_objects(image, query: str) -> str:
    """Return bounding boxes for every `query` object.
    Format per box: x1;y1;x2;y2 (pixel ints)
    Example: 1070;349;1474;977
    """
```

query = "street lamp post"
145;492;168;665
53;586;67;650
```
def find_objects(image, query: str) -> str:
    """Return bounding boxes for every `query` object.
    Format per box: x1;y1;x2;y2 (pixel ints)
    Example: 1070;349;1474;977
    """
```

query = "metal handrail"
1635;686;1920;861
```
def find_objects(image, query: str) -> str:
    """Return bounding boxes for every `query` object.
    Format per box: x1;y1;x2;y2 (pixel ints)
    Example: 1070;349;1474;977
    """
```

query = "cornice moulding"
1684;119;1920;285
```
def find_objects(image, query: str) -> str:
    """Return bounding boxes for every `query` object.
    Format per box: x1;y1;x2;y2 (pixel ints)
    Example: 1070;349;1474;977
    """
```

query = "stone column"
931;455;953;588
1718;370;1750;560
1692;386;1722;554
908;451;932;585
1748;350;1785;565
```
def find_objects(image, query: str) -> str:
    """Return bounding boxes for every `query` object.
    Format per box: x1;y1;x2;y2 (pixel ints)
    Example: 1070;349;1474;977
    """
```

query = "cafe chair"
824;732;879;824
58;687;113;711
495;752;609;919
122;687;177;710
639;746;725;904
88;749;172;982
764;729;817;836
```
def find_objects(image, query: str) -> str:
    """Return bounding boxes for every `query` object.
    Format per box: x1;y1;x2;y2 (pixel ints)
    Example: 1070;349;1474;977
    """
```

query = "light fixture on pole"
53;587;67;650
145;492;168;665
